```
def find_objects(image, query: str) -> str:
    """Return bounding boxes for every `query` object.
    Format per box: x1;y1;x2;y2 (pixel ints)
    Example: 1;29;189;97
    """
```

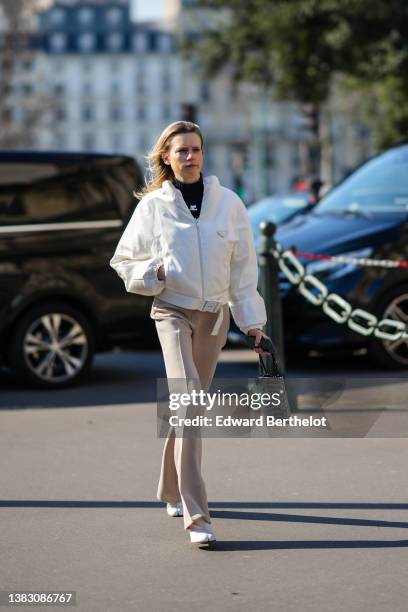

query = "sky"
131;0;166;22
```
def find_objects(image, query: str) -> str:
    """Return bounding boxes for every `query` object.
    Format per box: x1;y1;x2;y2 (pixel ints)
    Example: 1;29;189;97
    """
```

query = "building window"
81;59;93;73
291;145;300;169
82;82;93;96
136;103;145;121
132;33;148;53
55;106;66;121
109;104;122;122
82;105;94;122
50;8;66;26
82;133;95;151
135;69;145;93
21;83;33;96
200;81;211;102
110;59;120;73
162;103;171;120
53;83;65;96
78;8;94;25
139;133;148;151
110;82;120;95
111;133;123;151
203;148;212;171
265;143;276;168
162;71;171;91
2;107;12;123
106;33;123;52
13;107;23;125
78;33;96;53
50;33;67;53
106;8;122;26
22;58;33;71
53;132;67;149
158;34;172;53
53;59;64;73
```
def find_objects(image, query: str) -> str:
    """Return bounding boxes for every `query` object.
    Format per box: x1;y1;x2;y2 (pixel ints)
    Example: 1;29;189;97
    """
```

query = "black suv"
0;150;154;388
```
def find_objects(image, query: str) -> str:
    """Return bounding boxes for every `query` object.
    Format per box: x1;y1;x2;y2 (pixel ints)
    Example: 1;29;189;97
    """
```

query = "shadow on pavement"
204;539;408;551
0;499;407;529
1;499;407;550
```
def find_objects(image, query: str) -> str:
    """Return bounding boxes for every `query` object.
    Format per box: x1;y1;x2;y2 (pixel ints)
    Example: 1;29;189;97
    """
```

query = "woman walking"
110;121;269;546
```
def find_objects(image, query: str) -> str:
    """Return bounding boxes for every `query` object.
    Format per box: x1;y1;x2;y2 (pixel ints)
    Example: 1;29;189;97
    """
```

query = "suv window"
103;159;143;221
0;162;121;225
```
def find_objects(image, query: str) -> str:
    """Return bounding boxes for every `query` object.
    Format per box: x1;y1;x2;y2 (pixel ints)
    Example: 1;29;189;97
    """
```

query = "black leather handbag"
247;336;291;419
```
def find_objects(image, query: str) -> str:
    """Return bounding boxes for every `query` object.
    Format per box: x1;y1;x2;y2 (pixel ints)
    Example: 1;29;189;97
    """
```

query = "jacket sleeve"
109;196;165;297
228;199;267;334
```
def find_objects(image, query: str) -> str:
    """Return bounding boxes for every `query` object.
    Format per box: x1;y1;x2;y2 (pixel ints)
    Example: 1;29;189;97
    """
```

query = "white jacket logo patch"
217;230;227;237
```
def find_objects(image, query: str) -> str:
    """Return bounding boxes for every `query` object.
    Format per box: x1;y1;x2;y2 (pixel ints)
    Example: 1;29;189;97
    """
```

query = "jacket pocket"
216;229;235;262
128;274;165;297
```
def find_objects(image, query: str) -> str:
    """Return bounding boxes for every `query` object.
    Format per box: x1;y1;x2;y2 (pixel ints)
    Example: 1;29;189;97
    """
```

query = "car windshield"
315;145;408;215
249;195;308;227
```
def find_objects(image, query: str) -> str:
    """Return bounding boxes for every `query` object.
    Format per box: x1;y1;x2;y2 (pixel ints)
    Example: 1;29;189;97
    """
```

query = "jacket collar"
161;175;222;221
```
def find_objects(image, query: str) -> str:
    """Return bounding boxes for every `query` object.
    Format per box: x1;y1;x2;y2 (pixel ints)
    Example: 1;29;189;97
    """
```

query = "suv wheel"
8;302;95;388
369;286;408;369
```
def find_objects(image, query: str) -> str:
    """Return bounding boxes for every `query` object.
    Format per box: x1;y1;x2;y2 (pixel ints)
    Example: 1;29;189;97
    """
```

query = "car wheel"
8;301;95;388
369;286;408;369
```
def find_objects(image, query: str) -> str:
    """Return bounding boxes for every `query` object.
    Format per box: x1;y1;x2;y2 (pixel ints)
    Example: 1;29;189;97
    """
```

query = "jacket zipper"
175;189;205;299
194;219;205;299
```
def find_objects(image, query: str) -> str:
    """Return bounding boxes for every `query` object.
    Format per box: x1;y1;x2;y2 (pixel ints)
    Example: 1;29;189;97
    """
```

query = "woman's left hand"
157;265;166;281
247;328;271;355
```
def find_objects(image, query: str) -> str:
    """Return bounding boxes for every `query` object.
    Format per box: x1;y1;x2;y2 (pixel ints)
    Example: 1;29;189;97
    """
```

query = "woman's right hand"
157;264;166;281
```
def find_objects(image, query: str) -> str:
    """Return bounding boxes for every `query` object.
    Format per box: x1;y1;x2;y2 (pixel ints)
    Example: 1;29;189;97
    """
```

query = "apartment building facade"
3;0;373;199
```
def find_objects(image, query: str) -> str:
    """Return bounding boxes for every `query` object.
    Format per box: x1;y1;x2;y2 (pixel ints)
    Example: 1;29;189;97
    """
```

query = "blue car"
275;143;408;368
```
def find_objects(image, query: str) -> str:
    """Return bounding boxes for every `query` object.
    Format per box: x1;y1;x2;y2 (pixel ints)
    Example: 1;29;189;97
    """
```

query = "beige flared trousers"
151;298;230;529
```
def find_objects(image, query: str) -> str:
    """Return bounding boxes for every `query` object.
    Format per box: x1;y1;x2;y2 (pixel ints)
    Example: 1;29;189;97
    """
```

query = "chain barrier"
272;243;408;342
293;249;408;269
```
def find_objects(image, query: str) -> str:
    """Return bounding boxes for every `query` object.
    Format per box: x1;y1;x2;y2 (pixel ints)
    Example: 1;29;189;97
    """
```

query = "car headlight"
305;247;374;277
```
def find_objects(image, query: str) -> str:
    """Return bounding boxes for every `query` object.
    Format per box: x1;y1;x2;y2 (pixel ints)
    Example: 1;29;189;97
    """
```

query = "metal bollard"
258;221;298;412
258;221;285;373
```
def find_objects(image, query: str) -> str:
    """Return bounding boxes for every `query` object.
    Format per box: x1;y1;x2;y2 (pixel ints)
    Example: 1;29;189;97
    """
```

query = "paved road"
1;350;408;611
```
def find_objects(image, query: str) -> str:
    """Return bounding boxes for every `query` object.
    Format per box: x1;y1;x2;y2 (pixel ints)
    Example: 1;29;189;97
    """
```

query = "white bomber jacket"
109;175;267;335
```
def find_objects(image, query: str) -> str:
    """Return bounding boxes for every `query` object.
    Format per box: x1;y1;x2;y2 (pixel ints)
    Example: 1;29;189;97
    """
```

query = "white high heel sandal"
189;521;216;545
166;502;183;517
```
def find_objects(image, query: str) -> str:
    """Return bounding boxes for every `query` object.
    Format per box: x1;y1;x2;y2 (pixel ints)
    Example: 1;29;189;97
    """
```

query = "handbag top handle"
259;352;282;378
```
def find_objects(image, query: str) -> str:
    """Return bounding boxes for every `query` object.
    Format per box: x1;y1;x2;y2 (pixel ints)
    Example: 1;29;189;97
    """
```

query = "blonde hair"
134;121;204;199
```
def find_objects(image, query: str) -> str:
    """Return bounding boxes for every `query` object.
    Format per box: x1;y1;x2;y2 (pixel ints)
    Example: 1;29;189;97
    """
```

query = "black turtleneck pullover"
174;174;204;219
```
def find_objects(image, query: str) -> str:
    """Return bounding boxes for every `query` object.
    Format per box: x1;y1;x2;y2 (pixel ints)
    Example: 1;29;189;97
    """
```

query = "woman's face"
162;132;203;183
